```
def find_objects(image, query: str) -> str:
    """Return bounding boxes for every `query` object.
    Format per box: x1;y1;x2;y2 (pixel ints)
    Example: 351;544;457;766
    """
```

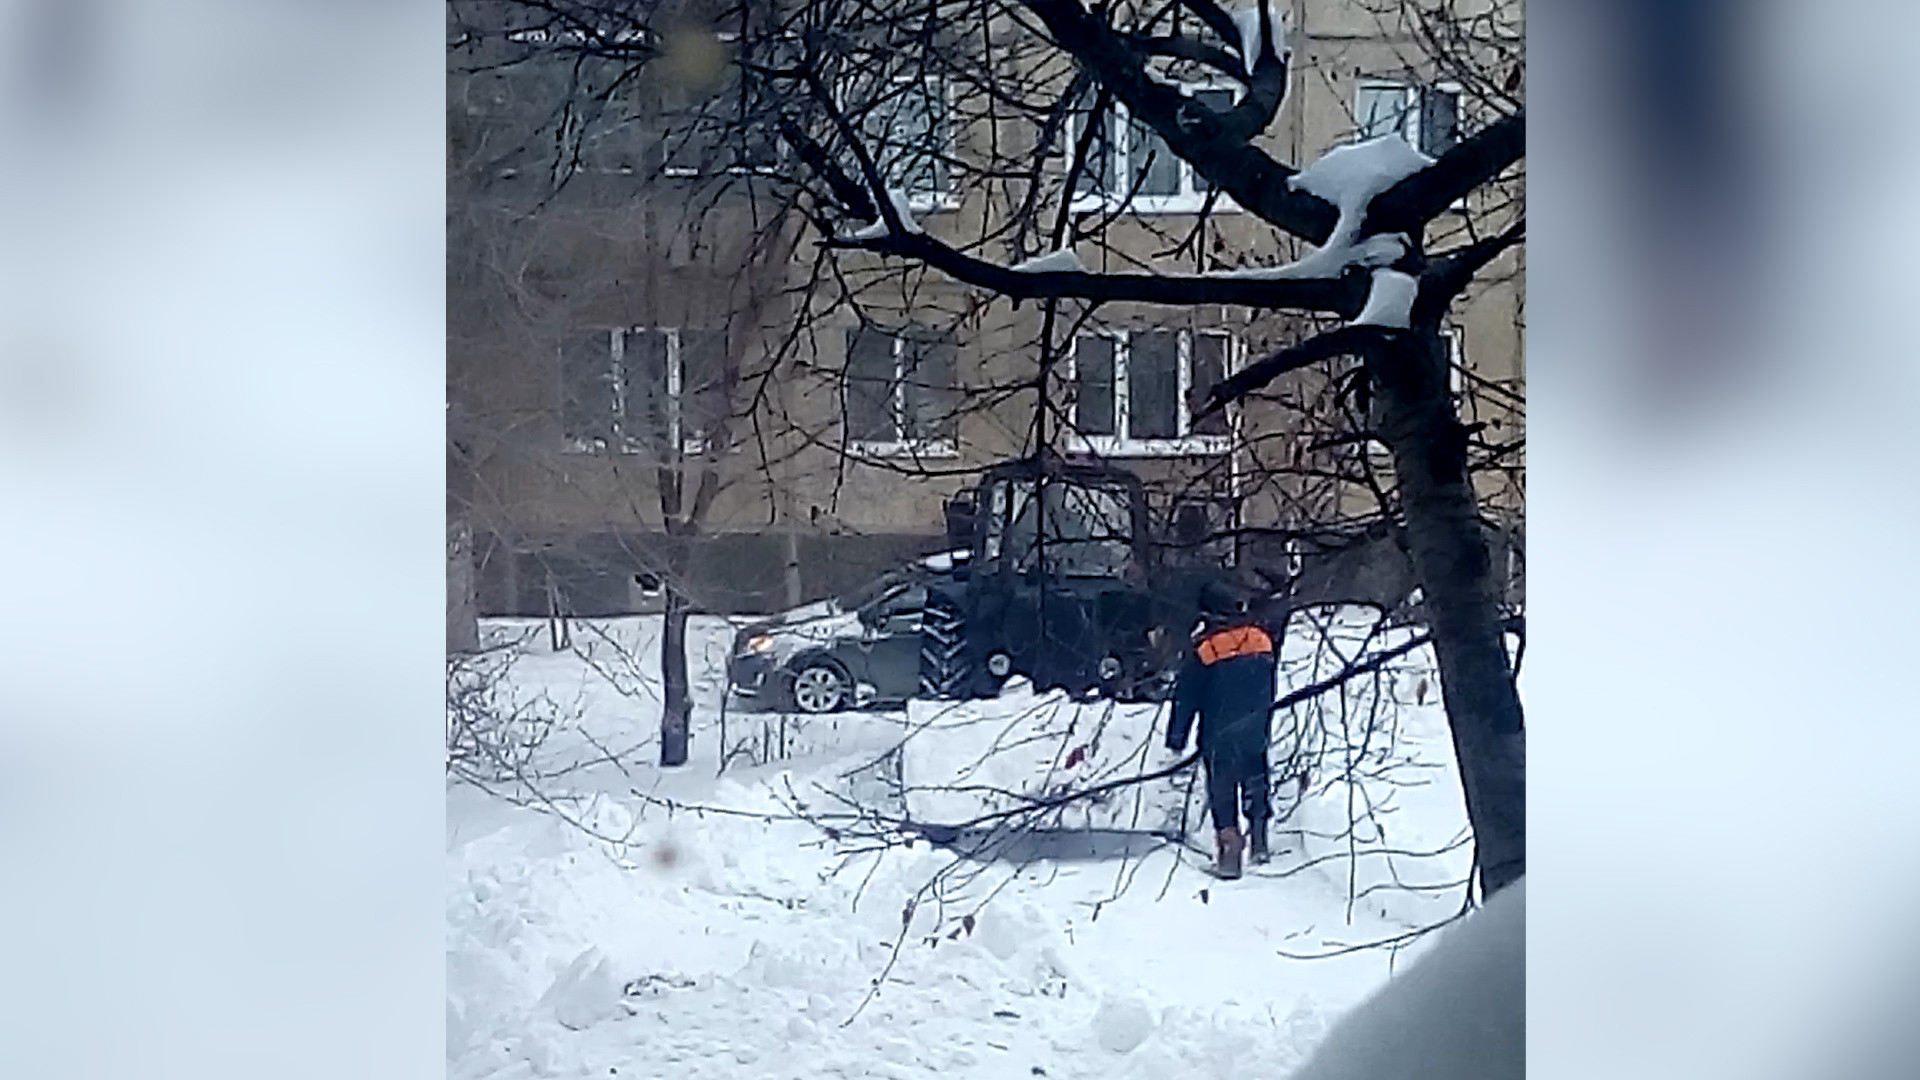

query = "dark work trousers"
1203;722;1272;832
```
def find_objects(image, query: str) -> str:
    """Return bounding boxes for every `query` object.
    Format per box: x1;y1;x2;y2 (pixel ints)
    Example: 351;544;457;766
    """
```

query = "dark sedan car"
727;555;960;713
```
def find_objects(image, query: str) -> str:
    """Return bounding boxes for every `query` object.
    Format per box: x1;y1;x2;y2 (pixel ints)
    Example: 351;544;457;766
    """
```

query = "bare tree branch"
1203;325;1409;415
832;228;1371;311
1417;217;1525;321
1362;112;1525;238
1017;0;1340;242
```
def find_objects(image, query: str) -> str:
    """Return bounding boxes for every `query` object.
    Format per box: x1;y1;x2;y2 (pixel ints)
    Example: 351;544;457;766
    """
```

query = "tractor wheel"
919;589;974;699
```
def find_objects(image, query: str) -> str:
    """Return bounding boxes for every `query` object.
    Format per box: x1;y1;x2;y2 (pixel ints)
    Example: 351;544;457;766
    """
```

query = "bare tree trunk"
659;549;693;767
447;436;481;654
784;530;803;608
1372;331;1526;895
447;515;480;654
504;537;521;616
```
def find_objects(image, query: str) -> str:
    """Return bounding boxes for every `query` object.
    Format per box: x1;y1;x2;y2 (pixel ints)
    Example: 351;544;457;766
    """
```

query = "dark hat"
1198;581;1245;619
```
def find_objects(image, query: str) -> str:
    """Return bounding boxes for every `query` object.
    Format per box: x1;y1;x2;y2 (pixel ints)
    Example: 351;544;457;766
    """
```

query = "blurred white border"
0;2;444;1077
1533;2;1920;1078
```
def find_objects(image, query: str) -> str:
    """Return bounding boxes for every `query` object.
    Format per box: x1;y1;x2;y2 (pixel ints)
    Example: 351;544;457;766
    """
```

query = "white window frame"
846;329;960;460
849;71;959;214
1356;78;1468;210
1069;82;1243;216
1355;79;1416;145
559;326;719;458
1065;328;1236;457
493;28;776;181
506;27;649;46
657;113;788;179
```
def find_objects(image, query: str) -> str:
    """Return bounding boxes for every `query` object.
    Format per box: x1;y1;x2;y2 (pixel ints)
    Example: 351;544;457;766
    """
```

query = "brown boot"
1214;827;1244;880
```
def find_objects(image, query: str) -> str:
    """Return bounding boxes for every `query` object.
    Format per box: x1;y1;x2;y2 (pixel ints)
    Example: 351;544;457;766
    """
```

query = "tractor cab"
921;453;1194;700
940;454;1151;583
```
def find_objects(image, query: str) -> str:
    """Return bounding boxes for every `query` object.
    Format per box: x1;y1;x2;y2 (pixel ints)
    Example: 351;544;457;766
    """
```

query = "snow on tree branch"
1017;0;1338;242
1354;270;1419;329
1008;248;1087;274
1199;136;1429;286
1228;0;1290;76
838;189;924;241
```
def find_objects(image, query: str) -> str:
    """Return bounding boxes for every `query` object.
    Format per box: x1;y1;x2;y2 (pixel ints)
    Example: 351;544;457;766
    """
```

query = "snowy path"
447;615;1472;1079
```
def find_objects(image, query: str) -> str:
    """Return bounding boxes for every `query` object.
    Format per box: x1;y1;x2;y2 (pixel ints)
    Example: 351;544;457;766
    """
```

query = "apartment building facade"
448;0;1525;617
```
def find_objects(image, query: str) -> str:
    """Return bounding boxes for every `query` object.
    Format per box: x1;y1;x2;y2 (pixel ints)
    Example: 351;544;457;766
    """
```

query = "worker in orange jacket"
1168;582;1277;880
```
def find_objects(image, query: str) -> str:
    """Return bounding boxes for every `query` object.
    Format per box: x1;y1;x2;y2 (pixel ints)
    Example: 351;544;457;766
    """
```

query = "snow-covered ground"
447;610;1476;1080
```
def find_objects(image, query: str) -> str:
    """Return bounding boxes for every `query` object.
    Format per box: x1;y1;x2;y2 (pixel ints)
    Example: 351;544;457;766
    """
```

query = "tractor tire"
919;589;974;699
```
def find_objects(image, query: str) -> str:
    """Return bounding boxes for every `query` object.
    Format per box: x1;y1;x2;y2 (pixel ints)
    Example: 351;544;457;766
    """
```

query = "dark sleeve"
1168;649;1206;752
1255;654;1280;739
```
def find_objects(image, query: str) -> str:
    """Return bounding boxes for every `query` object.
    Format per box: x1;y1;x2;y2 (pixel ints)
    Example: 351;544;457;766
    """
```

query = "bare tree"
450;9;814;765
448;0;1524;890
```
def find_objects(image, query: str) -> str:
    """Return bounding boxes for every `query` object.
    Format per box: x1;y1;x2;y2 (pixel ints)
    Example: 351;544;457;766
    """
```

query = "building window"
1071;85;1240;214
575;109;642;176
659;74;784;177
559;327;730;455
573;65;783;178
1069;329;1233;455
1355;80;1461;157
860;74;953;209
657;29;801;176
845;325;959;455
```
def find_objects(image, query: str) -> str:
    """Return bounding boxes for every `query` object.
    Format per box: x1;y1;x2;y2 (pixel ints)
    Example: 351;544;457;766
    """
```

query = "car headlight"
745;634;775;655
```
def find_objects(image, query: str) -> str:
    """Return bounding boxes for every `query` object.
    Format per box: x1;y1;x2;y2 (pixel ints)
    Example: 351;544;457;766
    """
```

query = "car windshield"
984;479;1133;576
835;573;909;612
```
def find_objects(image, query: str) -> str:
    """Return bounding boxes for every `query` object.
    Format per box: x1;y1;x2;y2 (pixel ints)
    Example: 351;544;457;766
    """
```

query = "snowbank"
447;612;1479;1079
1286;879;1523;1080
900;680;1189;834
447;774;1385;1080
1275;607;1474;927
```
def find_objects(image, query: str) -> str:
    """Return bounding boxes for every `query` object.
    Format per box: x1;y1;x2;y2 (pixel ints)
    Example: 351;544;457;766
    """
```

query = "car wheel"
788;661;851;714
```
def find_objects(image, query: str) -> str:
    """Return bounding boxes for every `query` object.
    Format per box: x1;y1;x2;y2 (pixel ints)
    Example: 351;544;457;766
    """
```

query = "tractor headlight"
745;634;775;655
